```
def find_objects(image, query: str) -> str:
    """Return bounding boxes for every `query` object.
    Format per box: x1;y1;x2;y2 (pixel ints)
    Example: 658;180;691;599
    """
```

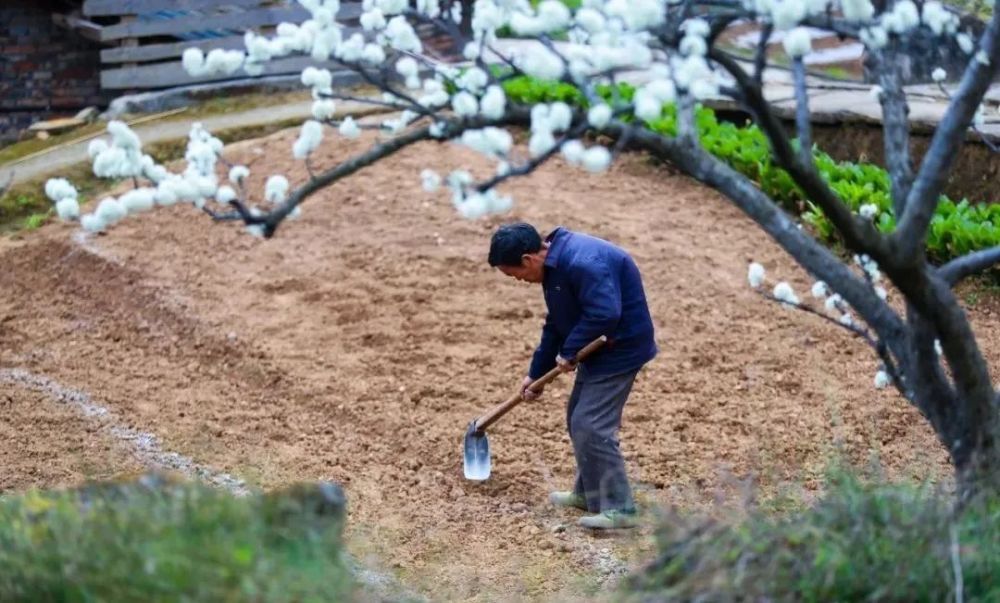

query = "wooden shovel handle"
474;336;607;433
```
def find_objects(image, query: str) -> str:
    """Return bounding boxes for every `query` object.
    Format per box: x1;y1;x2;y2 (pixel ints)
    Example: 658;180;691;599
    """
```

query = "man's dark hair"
488;223;542;267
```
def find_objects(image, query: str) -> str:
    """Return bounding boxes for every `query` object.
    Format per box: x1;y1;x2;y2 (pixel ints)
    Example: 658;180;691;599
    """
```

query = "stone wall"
0;1;111;145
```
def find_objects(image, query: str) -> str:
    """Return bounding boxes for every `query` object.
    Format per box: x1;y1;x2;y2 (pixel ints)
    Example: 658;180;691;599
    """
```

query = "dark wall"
1;1;111;144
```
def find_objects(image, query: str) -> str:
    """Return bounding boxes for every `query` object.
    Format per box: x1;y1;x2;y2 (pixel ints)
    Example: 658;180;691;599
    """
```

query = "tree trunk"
954;414;1000;502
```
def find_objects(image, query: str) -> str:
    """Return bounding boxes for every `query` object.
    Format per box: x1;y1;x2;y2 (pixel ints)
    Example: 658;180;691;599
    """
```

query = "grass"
0;473;352;602
623;468;1000;602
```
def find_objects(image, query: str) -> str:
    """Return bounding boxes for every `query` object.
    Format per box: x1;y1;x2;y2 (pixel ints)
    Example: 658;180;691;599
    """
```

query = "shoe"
577;510;638;529
549;491;588;510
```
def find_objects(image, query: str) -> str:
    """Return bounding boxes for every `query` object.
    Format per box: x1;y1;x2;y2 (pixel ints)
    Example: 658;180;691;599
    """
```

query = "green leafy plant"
501;75;1000;267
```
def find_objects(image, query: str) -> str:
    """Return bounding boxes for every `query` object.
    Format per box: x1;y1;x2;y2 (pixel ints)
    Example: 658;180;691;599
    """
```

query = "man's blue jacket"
529;227;657;379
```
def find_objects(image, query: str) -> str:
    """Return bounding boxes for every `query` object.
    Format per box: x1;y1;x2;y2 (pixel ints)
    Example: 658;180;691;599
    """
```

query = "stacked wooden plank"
83;0;365;90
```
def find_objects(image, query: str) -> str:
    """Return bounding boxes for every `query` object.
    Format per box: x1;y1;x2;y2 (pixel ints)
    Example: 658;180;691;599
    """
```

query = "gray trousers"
567;366;638;513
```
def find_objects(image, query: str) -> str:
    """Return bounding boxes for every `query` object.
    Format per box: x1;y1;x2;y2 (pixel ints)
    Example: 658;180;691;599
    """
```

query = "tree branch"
710;49;893;262
938;245;1000;285
614;119;909;357
791;57;812;161
870;46;914;216
262;109;531;237
894;8;1000;258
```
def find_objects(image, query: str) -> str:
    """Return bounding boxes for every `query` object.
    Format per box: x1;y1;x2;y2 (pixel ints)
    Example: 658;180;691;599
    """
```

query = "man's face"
498;254;545;283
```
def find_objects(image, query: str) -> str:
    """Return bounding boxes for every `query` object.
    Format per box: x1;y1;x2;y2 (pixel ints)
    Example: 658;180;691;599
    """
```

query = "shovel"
463;336;608;481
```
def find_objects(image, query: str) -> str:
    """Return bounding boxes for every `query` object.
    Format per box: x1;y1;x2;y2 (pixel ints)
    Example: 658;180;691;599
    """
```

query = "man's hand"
521;376;543;400
556;355;576;373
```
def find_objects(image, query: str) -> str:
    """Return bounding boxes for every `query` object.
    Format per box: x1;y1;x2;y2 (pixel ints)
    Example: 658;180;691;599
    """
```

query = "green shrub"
501;75;1000;266
625;473;1000;602
0;475;351;602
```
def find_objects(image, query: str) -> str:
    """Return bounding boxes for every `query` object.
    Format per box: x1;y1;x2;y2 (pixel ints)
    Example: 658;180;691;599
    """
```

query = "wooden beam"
99;3;364;41
101;34;247;63
52;12;104;43
85;0;274;17
100;55;349;89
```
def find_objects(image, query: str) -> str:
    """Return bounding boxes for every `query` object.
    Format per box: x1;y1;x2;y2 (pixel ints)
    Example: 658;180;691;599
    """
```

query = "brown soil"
0;125;972;600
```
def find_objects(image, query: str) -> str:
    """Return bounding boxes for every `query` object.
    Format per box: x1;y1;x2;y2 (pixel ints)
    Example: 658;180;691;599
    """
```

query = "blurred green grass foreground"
0;473;352;602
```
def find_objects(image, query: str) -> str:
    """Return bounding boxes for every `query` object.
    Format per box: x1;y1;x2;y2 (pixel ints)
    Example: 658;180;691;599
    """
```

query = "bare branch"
263;109;531;237
871;47;914;216
791;57;812;161
753;23;773;86
895;9;1000;258
710;49;892;262
938;245;1000;285
474;120;590;193
614;118;909;357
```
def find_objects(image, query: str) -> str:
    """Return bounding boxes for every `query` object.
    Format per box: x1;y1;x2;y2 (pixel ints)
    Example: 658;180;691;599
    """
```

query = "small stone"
227;332;238;342
558;543;572;553
551;524;567;534
75;106;100;123
36;131;50;140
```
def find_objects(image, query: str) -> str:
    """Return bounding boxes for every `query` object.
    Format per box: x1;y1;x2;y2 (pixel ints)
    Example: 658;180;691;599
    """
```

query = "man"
488;223;657;529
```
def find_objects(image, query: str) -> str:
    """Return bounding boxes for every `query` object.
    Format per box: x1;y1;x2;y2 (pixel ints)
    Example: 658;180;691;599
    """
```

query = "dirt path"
0;126;974;600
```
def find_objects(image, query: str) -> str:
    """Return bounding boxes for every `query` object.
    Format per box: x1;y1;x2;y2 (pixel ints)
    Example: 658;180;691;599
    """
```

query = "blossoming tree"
45;0;999;498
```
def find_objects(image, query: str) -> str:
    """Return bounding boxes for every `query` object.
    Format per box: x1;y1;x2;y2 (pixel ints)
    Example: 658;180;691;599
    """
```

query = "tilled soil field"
0;126;970;601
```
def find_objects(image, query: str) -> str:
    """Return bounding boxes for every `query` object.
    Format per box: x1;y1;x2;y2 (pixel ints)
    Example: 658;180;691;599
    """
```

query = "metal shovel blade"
463;421;491;481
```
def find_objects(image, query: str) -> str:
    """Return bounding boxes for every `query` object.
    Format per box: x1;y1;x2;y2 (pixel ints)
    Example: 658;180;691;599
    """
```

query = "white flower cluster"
432;168;511;219
293;120;325;159
181;47;245;78
858;203;879;220
921;1;959;36
45;178;80;221
89;121;151;179
782;27;813;58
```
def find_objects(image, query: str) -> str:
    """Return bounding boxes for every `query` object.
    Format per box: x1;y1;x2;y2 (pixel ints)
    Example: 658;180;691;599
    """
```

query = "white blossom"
783;27;812;58
80;213;105;233
45;178;77;202
229;165;250;184
773;281;800;306
120;188;155;214
859;203;878;219
874;370;891;389
452;91;479;117
480;85;507;120
339;116;361;139
841;0;875;21
216;186;237;204
932;68;947;83
581;146;612;173
55;198;80;221
935;339;943;356
312;99;337;121
87;139;108;160
293;120;324;159
875;285;888;300
561;140;586;165
265;175;290;204
811;281;828;299
421;169;441;192
824;293;843;312
839;313;854;327
957;33;974;55
95;197;127;225
588;104;612;129
529;129;556;158
748;262;766;288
